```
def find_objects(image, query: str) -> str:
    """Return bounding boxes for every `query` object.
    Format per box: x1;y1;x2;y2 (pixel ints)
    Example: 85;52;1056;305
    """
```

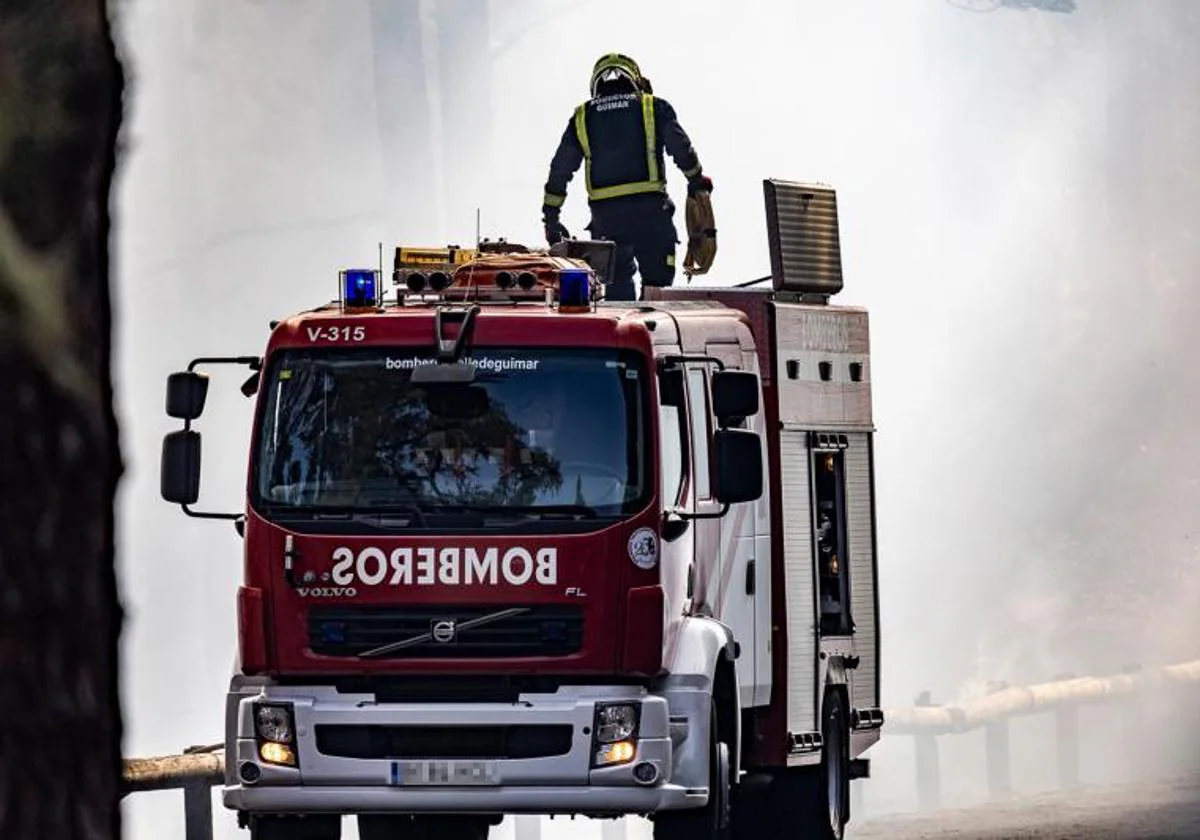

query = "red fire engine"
160;179;883;840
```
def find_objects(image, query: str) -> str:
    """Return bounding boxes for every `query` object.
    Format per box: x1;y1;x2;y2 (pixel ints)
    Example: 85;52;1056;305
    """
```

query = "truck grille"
307;605;584;659
314;724;574;760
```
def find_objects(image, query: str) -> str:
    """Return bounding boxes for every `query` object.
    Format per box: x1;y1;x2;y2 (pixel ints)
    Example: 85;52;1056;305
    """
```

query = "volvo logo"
431;619;457;644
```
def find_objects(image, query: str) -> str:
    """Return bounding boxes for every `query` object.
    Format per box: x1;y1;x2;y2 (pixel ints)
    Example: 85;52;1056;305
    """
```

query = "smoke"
847;0;1200;815
110;0;1200;836
898;2;1200;691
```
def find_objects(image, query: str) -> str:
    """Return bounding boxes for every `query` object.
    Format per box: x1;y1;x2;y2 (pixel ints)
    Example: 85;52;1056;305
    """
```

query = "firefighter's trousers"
587;195;678;302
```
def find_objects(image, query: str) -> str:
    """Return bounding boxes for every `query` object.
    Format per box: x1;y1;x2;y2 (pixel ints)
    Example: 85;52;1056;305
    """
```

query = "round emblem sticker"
628;527;659;570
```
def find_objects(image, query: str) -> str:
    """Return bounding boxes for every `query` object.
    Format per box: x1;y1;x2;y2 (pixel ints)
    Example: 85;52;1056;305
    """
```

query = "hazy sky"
110;1;1199;836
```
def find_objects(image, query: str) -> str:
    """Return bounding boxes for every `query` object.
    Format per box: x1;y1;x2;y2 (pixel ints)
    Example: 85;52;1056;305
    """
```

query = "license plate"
390;760;499;786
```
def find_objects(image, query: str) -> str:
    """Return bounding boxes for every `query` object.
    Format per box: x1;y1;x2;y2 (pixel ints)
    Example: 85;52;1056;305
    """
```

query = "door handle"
745;559;755;595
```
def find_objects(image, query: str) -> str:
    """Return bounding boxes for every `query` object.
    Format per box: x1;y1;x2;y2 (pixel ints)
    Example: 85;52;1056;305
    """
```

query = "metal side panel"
845;433;879;710
772;303;872;431
779;430;817;735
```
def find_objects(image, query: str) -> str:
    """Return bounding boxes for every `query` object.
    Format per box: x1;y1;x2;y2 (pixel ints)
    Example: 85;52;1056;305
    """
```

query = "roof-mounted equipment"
549;239;618;287
393;246;604;312
393;246;475;293
763;178;844;303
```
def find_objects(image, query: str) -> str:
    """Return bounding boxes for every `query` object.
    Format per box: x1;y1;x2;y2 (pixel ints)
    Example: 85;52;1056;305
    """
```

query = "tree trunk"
0;1;125;838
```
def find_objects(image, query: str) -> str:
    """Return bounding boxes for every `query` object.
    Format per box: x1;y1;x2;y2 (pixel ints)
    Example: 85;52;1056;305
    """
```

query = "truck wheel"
249;814;341;840
653;703;731;840
820;689;850;838
791;689;850;840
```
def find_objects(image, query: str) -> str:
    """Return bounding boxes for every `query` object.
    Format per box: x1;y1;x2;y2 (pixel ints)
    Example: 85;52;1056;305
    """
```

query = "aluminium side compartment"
770;296;882;766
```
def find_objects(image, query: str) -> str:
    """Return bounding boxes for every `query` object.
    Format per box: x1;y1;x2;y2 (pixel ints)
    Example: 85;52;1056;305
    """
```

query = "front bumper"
224;681;705;817
224;784;702;816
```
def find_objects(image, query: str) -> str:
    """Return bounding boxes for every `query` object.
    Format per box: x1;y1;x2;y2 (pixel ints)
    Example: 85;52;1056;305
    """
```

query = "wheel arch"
657;616;742;791
713;648;741;779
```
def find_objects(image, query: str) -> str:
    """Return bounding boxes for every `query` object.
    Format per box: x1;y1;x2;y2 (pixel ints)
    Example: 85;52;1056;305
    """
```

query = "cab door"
683;362;721;616
685;350;762;707
706;343;765;708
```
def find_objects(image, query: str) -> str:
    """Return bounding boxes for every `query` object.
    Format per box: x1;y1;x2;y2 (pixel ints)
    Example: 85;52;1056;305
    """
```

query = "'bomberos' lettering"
329;546;557;587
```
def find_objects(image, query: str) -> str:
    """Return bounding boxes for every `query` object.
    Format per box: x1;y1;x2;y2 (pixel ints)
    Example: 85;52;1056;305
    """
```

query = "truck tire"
792;688;850;840
249;814;341;840
653;703;731;840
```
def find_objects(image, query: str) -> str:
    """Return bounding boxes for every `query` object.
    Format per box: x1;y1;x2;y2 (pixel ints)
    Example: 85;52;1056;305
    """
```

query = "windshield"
253;346;649;519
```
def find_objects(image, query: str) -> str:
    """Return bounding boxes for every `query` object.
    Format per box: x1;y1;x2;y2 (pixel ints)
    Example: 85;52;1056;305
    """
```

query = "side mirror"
161;430;202;505
712;428;763;505
662;515;689;542
711;370;759;426
240;370;261;398
166;371;210;420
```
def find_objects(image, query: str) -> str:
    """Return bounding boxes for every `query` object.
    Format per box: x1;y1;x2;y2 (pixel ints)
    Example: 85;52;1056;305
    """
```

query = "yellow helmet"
590;53;643;96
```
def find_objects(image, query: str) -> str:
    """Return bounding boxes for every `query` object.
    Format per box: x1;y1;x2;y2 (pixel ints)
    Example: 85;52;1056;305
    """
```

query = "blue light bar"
558;268;591;309
342;268;379;308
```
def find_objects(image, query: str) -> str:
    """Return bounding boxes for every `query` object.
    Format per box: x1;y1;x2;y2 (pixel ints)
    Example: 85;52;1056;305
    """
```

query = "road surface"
850;774;1200;839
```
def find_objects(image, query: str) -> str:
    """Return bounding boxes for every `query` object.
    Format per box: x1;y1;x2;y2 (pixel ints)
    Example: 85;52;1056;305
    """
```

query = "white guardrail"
124;659;1200;840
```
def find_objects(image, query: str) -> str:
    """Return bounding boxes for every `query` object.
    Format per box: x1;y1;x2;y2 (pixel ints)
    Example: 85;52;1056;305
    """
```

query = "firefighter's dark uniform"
542;90;705;301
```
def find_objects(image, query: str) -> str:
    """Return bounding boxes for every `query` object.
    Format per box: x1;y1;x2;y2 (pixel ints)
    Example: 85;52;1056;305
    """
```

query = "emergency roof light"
339;268;381;310
558;268;591;311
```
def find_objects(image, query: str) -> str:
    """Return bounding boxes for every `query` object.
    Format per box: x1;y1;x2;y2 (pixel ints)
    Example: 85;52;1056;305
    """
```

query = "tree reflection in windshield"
254;347;647;516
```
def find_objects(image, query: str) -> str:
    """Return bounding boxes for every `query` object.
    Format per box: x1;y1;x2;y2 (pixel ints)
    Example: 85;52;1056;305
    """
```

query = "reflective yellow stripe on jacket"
574;94;665;201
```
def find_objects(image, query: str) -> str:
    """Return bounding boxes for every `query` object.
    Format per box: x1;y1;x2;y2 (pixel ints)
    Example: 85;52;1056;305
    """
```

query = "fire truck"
159;179;883;840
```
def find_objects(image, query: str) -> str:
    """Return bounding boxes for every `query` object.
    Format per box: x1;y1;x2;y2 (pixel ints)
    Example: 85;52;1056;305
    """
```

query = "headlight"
594;703;639;744
254;703;295;744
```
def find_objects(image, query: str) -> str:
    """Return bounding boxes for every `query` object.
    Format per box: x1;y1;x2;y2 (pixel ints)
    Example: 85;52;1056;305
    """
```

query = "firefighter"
541;53;715;301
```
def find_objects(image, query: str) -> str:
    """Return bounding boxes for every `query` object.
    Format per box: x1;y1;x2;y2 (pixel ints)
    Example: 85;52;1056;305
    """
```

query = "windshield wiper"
262;503;428;527
505;504;602;519
357;503;430;526
422;503;601;520
341;512;422;531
